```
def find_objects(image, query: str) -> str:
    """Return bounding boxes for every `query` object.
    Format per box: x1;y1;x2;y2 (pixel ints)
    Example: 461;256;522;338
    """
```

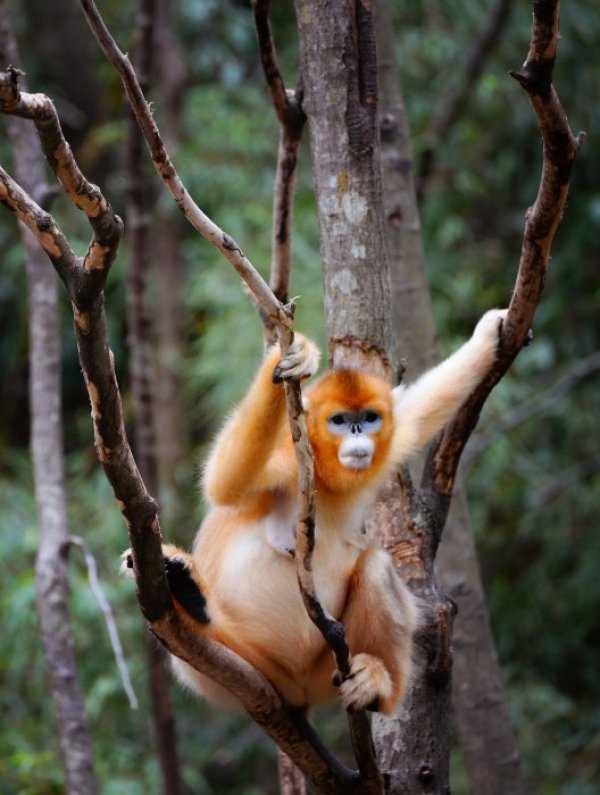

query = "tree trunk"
294;0;394;375
295;2;452;792
374;3;527;792
0;5;98;793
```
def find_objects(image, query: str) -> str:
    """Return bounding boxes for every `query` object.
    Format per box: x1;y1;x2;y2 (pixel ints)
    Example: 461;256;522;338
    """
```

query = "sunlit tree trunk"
295;1;453;790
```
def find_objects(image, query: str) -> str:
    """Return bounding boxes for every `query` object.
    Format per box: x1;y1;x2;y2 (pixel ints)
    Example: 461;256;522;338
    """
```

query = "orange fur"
139;312;504;714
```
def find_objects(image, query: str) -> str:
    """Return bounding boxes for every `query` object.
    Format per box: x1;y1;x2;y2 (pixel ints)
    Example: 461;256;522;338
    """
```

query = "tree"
0;0;583;792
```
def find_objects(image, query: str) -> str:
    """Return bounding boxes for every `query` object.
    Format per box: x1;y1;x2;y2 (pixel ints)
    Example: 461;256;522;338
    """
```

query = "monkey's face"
305;369;393;494
326;409;383;470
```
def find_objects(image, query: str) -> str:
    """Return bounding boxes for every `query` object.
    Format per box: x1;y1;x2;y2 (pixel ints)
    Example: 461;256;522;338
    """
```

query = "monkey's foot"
164;555;210;624
273;334;321;383
120;547;210;624
334;653;392;712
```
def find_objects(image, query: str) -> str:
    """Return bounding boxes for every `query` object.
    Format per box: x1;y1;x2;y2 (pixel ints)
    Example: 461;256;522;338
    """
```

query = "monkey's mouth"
340;451;372;470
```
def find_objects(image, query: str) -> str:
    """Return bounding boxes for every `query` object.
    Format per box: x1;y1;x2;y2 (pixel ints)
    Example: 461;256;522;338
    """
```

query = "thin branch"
529;453;600;508
251;0;306;345
421;0;583;533
65;535;139;710
76;0;288;333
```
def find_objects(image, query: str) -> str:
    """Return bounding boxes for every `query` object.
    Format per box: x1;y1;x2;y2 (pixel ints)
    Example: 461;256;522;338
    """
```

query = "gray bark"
294;0;394;375
295;1;452;792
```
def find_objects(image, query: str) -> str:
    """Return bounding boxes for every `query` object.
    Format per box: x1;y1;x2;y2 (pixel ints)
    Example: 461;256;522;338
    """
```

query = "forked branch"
421;0;583;531
0;64;362;795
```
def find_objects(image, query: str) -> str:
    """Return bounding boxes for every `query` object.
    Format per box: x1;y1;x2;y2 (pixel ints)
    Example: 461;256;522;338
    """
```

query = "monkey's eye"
327;412;350;435
361;410;383;432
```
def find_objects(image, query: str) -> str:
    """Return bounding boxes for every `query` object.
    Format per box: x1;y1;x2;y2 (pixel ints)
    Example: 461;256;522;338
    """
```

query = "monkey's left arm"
391;308;506;460
203;334;320;506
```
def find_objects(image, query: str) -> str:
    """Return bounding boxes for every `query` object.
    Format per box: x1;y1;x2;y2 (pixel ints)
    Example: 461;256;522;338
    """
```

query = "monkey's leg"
336;547;418;714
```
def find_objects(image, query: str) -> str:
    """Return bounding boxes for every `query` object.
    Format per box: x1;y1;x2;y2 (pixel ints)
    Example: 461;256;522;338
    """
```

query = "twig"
529;453;600;508
251;0;306;345
65;536;139;710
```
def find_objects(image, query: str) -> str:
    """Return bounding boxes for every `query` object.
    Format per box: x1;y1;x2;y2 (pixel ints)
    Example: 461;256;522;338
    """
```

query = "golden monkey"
125;309;506;714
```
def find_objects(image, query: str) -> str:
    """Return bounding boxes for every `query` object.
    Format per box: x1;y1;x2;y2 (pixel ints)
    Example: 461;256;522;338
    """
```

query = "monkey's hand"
273;333;321;383
471;308;508;353
120;545;210;624
333;653;393;712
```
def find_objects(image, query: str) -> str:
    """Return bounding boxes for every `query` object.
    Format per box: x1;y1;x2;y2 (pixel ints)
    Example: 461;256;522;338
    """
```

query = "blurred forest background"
0;0;598;793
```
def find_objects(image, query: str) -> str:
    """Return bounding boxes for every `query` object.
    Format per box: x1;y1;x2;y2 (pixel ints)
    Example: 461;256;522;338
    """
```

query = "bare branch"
529;453;600;508
422;0;582;526
65;536;139;710
76;0;288;333
251;0;306;347
0;69;122;277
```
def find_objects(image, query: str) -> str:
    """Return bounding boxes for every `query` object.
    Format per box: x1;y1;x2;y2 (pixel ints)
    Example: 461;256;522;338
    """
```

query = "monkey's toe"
338;653;392;712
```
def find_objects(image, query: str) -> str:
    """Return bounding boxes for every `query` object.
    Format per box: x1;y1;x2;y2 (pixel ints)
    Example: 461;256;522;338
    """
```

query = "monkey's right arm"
203;334;320;505
391;309;506;461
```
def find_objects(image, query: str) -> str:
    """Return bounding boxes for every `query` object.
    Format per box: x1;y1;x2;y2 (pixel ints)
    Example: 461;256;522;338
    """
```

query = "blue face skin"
326;410;383;437
326;410;383;471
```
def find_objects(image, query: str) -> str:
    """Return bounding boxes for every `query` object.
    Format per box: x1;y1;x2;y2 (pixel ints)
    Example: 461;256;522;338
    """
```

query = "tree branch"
251;0;306;345
76;0;288;333
464;350;600;465
421;0;583;532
